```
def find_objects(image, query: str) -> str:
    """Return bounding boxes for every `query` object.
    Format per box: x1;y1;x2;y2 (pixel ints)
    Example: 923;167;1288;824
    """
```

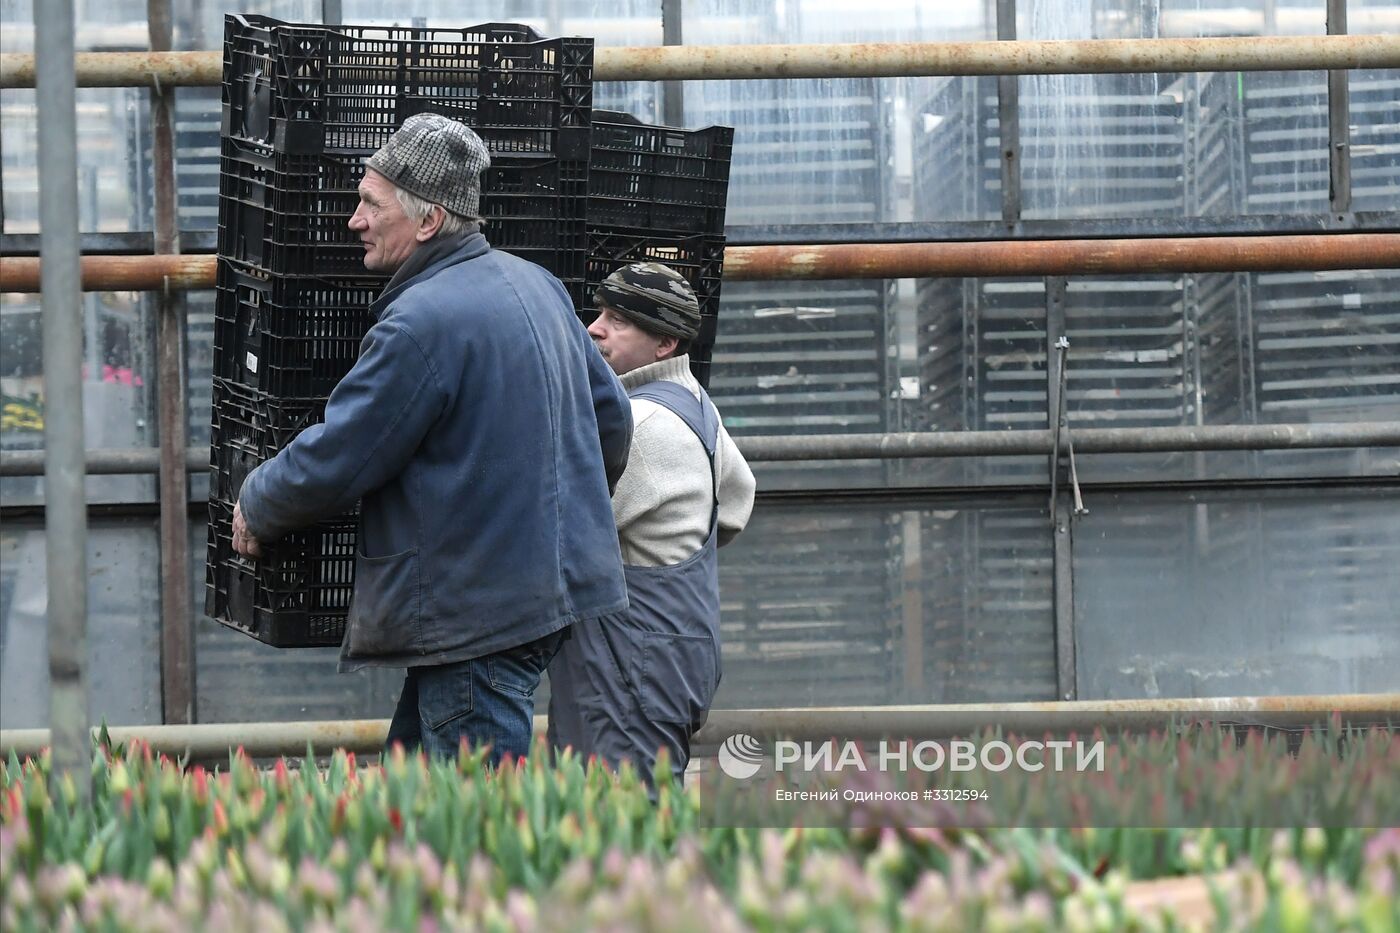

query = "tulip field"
2;725;1398;932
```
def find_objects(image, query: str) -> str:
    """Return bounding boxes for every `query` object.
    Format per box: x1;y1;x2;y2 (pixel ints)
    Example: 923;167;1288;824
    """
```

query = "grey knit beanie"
365;113;491;218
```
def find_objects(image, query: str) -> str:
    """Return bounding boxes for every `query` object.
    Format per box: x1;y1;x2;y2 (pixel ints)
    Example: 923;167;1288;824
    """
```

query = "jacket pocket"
636;631;717;728
347;547;420;657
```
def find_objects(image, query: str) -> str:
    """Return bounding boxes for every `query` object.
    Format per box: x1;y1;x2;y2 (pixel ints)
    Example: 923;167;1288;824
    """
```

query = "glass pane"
909;277;1049;486
1350;69;1400;213
686;75;891;226
903;270;1400;488
912;77;1000;224
188;519;403;723
0;521;162;729
1074;490;1400;699
713;502;1056;708
1020;67;1192;220
1;291;157;506
186;288;215;449
0;86;152;233
1349;5;1400;209
710;279;898;490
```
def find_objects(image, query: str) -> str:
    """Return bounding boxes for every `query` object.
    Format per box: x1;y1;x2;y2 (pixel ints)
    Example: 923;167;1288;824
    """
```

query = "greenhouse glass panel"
0;521;162;729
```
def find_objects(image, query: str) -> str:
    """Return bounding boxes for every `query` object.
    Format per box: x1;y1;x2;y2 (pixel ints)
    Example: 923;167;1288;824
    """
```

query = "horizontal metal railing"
2;234;1398;294
3;693;1394;762
5;423;1400;478
2;34;1399;88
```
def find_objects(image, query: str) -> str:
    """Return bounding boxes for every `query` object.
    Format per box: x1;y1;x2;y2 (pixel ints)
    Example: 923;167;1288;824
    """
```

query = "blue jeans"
384;629;567;766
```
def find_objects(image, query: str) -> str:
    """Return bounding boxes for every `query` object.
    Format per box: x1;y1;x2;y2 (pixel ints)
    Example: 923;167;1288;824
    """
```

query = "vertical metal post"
321;0;342;26
661;0;684;127
996;0;1021;226
1326;0;1351;214
82;166;101;380
0;126;6;231
1045;277;1076;701
900;512;925;701
35;0;90;799
150;0;194;725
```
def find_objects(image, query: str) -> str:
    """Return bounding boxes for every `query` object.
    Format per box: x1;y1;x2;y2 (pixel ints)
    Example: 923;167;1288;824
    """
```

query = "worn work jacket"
239;233;632;670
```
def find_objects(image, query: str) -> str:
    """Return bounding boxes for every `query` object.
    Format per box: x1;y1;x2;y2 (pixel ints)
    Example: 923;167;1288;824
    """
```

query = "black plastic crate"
209;376;328;503
218;137;589;305
585;228;725;318
212;259;378;398
584;227;726;387
589;111;733;235
223;14;592;157
206;498;355;648
217;139;381;279
482;156;589;308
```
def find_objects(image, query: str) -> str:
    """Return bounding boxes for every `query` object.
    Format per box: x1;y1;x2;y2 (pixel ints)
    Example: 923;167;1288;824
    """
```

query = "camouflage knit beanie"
595;262;701;341
365;113;491;218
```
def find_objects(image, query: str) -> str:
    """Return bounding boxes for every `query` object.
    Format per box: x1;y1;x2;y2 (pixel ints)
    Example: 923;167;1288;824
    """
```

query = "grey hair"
393;185;480;237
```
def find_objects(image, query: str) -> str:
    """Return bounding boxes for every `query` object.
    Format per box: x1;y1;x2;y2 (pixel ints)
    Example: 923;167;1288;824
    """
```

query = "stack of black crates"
208;16;736;649
206;14;595;647
585;111;733;387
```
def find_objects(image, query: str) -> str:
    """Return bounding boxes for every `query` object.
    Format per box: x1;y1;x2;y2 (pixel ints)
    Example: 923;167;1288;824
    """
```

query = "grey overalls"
547;380;722;788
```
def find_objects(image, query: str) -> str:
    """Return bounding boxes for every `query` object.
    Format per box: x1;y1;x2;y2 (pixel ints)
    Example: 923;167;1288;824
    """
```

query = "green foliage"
1;727;1397;931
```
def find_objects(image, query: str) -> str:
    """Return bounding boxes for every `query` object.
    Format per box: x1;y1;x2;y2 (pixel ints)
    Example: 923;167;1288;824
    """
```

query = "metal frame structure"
30;0;89;802
4;6;1398;774
147;0;194;729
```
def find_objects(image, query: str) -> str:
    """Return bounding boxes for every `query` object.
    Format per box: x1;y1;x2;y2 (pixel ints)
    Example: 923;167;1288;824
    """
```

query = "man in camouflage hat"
233;113;633;767
548;262;756;789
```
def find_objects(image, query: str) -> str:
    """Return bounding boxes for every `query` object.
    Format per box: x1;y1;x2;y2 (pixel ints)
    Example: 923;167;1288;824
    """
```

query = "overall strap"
628;380;721;528
628;381;719;457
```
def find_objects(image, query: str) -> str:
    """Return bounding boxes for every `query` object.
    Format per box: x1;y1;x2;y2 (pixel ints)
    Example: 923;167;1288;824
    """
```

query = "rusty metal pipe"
0;254;214;292
722;234;1400;280
3;35;1398;89
595;34;1400;81
2;694;1392;761
3;235;1398;294
0;50;220;89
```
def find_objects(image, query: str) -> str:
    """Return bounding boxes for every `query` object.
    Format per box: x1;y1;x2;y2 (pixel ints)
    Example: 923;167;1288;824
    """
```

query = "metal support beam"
34;0;89;804
4;420;1399;478
1327;0;1352;215
4;35;1399;88
721;235;1400;280
1;446;206;476
996;0;1021;225
149;0;194;727
733;423;1400;460
660;0;684;128
3;694;1393;762
899;512;925;701
1045;278;1077;701
4;234;1398;293
6;214;1398;258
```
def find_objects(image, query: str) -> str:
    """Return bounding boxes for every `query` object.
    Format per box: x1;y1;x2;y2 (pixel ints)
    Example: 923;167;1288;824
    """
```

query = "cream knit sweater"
613;355;757;567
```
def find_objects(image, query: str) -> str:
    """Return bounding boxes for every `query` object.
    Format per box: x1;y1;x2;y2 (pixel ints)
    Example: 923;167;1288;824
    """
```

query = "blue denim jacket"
239;234;632;669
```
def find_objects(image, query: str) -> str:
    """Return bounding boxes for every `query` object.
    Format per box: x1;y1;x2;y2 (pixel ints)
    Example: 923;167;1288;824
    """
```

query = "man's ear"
656;334;680;360
416;205;446;242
